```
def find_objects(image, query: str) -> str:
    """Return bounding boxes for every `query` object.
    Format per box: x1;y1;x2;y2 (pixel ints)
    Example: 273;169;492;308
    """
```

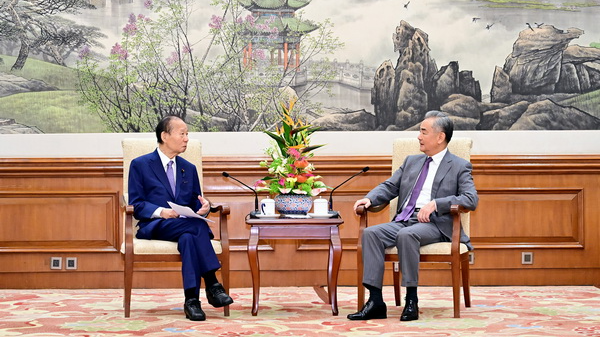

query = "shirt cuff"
152;207;164;219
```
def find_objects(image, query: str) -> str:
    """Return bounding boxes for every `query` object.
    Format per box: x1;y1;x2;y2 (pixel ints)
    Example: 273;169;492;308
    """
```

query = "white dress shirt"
401;147;447;210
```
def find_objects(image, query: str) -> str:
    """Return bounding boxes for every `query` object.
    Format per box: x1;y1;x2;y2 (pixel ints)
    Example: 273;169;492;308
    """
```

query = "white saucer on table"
282;214;311;219
254;214;280;219
308;213;335;219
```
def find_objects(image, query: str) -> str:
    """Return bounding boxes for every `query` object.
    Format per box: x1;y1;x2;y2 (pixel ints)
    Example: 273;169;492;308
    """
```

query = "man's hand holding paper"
167;201;214;222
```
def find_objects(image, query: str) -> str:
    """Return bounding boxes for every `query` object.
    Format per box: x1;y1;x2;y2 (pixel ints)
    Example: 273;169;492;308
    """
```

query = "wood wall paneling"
472;188;584;248
0;191;119;251
0;155;599;288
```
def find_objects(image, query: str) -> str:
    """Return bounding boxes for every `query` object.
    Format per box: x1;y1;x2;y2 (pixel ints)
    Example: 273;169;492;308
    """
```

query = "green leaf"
264;130;287;153
301;144;325;153
290;125;311;135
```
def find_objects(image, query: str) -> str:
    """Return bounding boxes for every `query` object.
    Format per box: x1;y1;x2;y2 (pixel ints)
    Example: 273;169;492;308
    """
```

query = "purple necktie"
166;160;176;195
395;157;433;222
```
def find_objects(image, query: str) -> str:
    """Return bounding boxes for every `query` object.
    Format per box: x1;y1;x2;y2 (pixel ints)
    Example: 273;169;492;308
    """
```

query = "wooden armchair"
356;137;473;318
121;138;230;317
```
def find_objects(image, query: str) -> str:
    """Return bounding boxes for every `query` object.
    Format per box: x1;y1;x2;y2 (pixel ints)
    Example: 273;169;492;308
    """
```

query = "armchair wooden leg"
221;263;231;317
461;257;471;308
357;254;365;311
393;262;401;306
451;259;461;318
124;257;133;318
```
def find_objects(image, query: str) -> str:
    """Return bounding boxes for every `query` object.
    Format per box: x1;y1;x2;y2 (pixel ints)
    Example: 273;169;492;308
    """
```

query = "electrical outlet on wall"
50;257;62;270
522;252;534;265
66;257;77;270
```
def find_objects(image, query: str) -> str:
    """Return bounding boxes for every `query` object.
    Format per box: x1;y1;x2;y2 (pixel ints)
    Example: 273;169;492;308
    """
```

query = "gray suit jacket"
365;149;478;249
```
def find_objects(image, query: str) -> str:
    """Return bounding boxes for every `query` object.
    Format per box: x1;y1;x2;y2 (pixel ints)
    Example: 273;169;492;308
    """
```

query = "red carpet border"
0;286;599;336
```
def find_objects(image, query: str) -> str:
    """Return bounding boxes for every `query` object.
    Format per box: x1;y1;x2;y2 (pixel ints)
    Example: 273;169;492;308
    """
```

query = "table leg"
328;227;342;316
312;285;329;304
248;226;260;316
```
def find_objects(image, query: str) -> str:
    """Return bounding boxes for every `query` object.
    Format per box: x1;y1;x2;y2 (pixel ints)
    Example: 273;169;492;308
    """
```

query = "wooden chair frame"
122;200;230;317
120;138;230;318
355;137;474;318
356;204;471;318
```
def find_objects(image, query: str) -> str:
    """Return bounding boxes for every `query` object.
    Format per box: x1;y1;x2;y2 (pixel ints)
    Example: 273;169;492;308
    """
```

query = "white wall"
0;131;599;157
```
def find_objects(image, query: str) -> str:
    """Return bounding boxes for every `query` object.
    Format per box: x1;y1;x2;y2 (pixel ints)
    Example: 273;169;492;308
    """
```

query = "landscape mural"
1;0;600;134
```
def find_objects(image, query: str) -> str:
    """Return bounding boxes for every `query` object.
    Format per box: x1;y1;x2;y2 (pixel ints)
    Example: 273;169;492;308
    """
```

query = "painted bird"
526;23;534;31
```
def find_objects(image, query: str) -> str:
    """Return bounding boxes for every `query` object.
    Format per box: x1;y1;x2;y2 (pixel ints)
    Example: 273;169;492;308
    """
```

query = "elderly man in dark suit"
348;111;478;321
128;115;233;321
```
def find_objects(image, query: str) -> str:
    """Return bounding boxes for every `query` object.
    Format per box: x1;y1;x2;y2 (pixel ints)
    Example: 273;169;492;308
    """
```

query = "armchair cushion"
120;239;222;255
384;242;469;256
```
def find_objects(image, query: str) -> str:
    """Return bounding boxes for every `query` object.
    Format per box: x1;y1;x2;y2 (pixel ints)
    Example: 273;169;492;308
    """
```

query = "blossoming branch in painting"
254;99;329;196
110;43;128;60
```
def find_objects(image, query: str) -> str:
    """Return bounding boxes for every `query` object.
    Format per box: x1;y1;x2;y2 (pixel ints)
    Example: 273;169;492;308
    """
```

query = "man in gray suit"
347;111;478;321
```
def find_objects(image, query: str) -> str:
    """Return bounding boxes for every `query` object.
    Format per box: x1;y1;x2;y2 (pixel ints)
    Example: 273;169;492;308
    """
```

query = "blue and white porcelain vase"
274;194;313;215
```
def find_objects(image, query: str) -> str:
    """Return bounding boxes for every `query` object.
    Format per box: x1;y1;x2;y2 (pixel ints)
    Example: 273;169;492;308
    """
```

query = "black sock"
364;283;384;304
202;270;219;287
184;287;198;301
406;286;418;302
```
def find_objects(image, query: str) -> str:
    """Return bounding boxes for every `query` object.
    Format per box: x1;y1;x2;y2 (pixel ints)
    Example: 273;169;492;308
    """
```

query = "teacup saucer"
307;213;336;219
254;214;280;218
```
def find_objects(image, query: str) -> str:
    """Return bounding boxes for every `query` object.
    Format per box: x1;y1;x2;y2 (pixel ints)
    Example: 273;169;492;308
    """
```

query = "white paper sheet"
167;201;215;223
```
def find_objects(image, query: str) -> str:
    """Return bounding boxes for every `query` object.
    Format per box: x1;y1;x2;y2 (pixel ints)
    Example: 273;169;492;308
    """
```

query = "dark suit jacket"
128;149;204;239
365;150;478;248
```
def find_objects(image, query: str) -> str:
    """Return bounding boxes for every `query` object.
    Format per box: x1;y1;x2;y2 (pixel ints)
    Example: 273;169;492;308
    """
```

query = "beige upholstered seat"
356;137;473;318
121;138;230;317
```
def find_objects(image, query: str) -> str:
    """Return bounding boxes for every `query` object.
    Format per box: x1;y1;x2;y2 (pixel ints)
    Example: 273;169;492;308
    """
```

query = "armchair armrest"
208;202;230;255
210;203;230;216
119;192;135;256
449;205;471;255
357;202;389;231
123;204;135;257
357;202;390;252
356;203;389;216
450;204;470;215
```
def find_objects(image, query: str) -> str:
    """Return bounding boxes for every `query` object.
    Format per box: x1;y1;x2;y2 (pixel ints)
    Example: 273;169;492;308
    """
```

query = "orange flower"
294;159;309;169
295;174;308;183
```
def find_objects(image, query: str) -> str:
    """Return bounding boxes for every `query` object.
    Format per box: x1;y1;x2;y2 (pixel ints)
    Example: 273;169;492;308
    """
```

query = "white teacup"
313;197;329;215
260;198;275;215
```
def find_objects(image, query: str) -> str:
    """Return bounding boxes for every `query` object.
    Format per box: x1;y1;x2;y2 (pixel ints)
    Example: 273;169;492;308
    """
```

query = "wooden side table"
245;215;344;316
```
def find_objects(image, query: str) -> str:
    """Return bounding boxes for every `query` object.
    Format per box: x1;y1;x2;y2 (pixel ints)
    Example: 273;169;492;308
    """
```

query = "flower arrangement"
255;99;329;196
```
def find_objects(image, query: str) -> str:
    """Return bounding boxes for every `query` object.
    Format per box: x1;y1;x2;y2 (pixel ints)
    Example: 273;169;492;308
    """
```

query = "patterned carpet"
1;286;599;336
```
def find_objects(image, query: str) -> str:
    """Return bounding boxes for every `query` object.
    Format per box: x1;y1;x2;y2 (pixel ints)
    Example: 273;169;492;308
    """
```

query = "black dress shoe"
184;298;206;321
206;283;234;308
347;300;387;320
400;299;419;321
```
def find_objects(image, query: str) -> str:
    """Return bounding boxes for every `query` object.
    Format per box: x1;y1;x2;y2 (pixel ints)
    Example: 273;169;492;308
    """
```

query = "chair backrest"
389;137;472;235
122;138;203;199
121;138;203;238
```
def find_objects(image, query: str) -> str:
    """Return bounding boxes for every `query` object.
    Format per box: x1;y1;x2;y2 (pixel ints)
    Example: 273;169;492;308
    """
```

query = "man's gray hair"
424;110;453;143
